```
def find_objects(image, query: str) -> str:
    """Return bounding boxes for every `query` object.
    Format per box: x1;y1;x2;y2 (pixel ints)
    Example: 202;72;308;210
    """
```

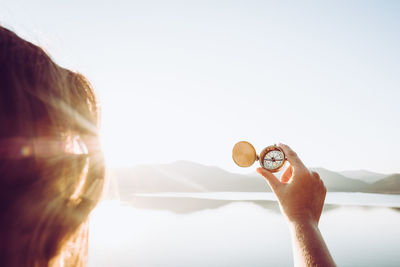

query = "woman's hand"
257;143;326;225
257;143;335;267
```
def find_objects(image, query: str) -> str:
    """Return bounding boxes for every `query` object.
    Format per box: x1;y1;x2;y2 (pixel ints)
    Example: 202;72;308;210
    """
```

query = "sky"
1;0;399;174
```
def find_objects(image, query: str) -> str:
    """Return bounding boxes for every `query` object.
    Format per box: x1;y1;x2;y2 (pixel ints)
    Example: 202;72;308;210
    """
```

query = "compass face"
261;147;285;171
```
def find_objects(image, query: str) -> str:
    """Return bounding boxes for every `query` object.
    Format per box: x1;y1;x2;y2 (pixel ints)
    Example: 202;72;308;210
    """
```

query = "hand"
257;143;326;225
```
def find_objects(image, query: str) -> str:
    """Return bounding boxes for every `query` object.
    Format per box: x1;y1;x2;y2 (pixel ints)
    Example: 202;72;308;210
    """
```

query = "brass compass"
232;141;287;172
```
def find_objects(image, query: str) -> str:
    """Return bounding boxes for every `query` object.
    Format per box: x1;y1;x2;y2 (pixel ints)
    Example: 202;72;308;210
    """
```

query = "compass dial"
263;150;284;170
259;145;286;172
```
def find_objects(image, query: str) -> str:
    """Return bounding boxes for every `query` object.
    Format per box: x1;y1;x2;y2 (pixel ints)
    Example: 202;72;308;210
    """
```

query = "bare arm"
257;143;336;267
289;218;335;267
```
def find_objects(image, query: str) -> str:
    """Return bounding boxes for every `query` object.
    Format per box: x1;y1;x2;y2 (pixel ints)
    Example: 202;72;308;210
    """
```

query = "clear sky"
1;0;399;174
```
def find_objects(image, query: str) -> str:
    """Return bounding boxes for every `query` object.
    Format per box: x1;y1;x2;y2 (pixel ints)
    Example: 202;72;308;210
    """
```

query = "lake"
88;193;400;267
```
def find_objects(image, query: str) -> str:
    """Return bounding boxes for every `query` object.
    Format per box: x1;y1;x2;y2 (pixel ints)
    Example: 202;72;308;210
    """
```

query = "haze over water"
88;194;400;267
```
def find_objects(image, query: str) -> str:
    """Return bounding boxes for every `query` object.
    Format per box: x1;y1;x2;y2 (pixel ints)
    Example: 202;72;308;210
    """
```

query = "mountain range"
110;161;400;195
339;170;386;183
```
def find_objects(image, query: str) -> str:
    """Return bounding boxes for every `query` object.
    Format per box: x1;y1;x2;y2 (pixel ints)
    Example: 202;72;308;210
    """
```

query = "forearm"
289;219;336;267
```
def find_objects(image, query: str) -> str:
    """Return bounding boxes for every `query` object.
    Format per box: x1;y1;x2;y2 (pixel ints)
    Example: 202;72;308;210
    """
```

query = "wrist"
287;215;318;228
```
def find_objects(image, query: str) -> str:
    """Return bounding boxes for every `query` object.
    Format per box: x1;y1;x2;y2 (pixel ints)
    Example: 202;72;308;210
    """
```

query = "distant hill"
366;174;400;194
311;168;369;192
112;161;269;197
111;161;399;196
340;170;386;184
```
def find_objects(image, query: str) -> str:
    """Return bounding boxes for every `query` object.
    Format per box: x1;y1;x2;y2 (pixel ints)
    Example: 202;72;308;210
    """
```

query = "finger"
257;167;281;193
278;143;307;173
319;178;324;186
281;165;293;183
311;171;320;180
322;180;327;194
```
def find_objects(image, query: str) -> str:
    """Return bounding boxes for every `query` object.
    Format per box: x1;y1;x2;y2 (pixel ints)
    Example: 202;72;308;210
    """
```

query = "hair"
0;26;105;266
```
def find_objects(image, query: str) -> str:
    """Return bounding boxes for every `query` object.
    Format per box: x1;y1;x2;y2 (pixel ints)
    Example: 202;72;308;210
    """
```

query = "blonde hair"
0;26;105;266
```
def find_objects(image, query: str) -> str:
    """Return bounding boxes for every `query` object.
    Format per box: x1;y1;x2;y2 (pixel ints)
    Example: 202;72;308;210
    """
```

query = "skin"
257;143;336;267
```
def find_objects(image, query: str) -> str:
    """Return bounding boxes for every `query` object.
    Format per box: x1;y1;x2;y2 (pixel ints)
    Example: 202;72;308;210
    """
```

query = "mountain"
110;161;400;197
112;161;270;197
311;168;369;192
366;174;400;194
340;170;386;184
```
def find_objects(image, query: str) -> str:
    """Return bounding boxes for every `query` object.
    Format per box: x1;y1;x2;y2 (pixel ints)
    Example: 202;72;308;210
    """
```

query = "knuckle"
311;171;320;179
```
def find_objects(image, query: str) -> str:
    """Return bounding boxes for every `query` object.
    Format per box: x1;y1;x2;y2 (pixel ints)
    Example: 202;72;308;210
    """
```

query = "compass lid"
232;141;257;167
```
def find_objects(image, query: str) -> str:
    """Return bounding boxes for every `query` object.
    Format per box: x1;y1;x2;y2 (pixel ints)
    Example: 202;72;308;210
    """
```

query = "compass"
232;141;287;172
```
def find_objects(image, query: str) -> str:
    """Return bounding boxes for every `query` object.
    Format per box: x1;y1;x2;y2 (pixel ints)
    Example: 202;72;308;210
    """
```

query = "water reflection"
88;196;400;267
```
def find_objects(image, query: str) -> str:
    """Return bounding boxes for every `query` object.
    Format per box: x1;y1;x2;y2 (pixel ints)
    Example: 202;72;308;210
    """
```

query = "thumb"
257;167;281;193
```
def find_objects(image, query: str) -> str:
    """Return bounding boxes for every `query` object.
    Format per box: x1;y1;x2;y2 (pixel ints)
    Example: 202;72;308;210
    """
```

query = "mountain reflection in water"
88;193;400;267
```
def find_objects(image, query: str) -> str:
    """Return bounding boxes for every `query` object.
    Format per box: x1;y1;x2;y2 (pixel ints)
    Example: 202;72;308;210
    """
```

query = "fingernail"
256;168;263;174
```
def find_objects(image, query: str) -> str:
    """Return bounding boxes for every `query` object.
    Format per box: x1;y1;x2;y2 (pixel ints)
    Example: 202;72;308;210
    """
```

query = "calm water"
88;193;400;267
